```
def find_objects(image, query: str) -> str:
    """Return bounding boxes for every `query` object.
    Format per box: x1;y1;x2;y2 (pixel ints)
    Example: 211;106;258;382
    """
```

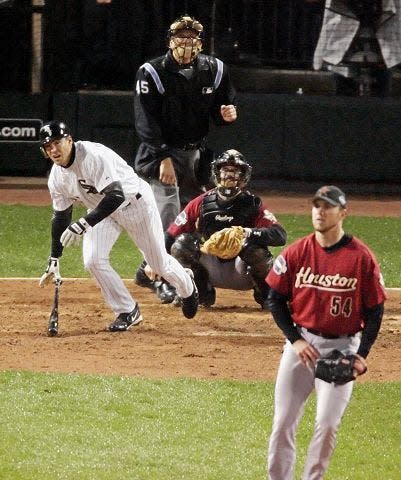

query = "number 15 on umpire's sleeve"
136;80;149;94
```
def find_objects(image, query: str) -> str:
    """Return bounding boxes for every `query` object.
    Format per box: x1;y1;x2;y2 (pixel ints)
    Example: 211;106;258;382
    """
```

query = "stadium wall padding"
1;92;400;185
0;93;51;176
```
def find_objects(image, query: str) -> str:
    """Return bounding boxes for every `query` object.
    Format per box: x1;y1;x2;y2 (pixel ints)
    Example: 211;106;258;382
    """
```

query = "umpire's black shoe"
108;304;143;332
180;275;199;319
135;264;156;292
157;281;177;304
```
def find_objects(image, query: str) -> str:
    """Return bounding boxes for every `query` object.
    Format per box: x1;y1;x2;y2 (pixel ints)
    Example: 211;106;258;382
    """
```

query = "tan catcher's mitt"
200;226;246;260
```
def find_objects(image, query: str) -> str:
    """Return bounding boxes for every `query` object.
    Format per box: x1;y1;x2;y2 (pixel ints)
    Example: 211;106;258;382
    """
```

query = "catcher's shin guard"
193;263;215;306
171;233;215;306
240;244;273;309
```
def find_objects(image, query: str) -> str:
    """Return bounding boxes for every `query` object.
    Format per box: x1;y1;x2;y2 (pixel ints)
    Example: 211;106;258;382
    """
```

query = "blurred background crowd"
1;0;401;96
0;0;325;92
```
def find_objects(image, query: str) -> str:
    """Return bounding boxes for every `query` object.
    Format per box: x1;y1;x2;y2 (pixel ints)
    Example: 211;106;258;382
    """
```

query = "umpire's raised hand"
220;104;237;122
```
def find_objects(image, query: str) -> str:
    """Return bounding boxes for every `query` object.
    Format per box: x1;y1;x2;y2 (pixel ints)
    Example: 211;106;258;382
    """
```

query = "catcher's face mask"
168;15;203;64
212;149;252;199
219;165;242;188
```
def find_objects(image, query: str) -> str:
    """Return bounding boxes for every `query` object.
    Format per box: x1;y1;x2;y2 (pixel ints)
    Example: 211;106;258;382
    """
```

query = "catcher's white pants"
267;330;360;480
200;254;254;290
82;179;193;315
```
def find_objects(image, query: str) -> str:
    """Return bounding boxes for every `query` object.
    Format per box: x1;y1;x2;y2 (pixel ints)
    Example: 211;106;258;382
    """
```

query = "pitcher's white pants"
268;331;360;480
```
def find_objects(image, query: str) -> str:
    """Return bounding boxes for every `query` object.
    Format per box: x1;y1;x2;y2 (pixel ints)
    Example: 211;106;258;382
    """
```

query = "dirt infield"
1;188;401;382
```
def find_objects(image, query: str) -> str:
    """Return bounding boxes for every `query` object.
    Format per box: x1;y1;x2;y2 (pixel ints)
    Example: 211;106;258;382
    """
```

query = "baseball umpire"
144;149;287;308
38;121;198;331
134;14;237;296
265;185;386;479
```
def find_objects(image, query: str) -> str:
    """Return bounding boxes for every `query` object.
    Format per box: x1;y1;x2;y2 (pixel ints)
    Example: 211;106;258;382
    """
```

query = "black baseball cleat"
253;287;270;311
199;286;216;307
108;304;143;332
156;281;177;304
180;276;199;319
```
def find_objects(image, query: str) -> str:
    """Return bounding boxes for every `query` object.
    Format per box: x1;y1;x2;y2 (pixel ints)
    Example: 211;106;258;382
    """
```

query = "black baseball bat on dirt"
47;278;62;336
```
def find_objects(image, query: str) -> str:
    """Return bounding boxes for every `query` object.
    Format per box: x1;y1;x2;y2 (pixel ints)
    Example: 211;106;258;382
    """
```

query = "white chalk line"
193;330;268;337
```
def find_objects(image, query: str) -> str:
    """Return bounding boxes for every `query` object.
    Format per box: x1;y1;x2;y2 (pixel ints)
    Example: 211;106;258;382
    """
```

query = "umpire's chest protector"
150;54;221;122
198;191;260;239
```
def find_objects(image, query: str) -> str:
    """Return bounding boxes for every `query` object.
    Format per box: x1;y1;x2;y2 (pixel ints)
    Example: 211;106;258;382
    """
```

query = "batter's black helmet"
211;149;252;198
39;121;70;158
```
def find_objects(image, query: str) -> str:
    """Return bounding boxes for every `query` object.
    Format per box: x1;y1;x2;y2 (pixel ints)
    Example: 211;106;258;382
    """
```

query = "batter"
38;121;198;331
265;185;386;480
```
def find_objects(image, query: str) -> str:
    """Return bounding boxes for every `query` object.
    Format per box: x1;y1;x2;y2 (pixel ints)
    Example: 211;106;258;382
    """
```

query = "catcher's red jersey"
266;233;387;336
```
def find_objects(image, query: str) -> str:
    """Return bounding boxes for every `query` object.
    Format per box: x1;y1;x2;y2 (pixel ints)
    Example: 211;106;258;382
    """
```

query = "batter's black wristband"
51;206;72;257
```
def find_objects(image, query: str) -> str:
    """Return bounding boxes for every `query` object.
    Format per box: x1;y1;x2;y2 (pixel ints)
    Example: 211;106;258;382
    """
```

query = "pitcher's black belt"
305;328;355;340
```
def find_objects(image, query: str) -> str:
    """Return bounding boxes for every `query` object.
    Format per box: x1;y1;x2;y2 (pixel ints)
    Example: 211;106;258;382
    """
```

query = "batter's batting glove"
60;217;90;248
39;257;61;287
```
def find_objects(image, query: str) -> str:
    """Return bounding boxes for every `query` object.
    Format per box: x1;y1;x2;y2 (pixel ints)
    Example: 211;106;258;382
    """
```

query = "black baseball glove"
315;349;358;385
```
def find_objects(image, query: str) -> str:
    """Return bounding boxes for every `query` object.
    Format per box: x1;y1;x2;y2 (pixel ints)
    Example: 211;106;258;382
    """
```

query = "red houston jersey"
266;233;387;336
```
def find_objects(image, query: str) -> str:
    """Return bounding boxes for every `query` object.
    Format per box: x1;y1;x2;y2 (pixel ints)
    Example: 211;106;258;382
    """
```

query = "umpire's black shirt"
134;51;236;178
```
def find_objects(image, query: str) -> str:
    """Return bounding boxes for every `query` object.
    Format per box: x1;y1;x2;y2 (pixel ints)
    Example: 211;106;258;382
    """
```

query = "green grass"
0;206;400;286
0;206;400;478
0;205;142;278
0;371;399;480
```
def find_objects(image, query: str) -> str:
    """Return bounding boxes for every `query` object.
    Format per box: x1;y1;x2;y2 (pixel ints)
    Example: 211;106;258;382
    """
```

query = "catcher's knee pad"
239;243;273;278
171;233;201;269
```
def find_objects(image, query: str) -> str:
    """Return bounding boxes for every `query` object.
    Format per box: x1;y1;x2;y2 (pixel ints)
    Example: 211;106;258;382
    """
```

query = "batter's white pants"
267;331;360;480
82;180;193;315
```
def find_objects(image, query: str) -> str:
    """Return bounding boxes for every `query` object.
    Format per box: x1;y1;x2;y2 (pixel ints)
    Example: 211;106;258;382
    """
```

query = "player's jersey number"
330;296;352;317
136;80;149;94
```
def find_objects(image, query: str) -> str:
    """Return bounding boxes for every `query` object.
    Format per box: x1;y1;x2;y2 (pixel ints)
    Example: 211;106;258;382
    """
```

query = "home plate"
193;330;267;337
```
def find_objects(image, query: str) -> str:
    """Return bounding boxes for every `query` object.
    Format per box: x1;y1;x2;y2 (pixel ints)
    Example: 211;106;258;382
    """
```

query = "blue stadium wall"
1;92;400;193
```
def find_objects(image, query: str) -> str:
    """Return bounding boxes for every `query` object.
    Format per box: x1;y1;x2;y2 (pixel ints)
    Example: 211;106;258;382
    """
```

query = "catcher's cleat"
180;275;199;319
199;286;216;307
253;287;270;311
156;282;177;304
108;304;143;332
135;264;157;292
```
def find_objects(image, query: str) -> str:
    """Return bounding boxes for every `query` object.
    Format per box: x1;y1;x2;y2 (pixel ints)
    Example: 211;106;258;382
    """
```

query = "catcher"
144;149;287;308
265;185;386;480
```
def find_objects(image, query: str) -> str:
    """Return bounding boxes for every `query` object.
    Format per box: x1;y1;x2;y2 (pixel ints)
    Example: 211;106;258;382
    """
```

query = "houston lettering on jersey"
295;266;358;292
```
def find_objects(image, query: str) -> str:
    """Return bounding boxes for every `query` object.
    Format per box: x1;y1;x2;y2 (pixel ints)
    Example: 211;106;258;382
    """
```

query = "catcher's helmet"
39;121;70;158
211;149;252;199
